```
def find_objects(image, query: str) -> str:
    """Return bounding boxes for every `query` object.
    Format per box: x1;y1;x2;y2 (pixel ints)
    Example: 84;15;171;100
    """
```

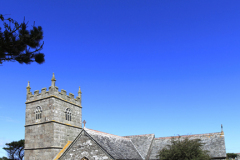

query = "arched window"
35;106;42;120
65;108;71;121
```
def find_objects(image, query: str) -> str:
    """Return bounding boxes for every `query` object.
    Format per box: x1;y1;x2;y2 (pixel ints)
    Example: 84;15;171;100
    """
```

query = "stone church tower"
24;74;82;160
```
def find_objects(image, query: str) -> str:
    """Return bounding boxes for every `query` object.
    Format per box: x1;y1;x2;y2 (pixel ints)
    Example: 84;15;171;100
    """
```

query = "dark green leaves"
157;136;211;160
3;139;24;160
227;153;238;159
0;14;45;65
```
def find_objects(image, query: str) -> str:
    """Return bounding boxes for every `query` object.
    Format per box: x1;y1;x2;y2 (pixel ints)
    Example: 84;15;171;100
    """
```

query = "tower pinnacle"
51;73;56;87
78;86;82;96
26;81;31;93
77;86;82;105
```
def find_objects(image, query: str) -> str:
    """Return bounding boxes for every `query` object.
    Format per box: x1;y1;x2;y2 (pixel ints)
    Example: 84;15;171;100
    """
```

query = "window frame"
65;108;72;121
35;106;42;120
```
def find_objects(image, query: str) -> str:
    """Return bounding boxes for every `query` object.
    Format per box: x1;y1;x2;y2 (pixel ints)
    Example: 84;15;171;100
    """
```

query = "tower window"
65;108;71;121
35;106;42;120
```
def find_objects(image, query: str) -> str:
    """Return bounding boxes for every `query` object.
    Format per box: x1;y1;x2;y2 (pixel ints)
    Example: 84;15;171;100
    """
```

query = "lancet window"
35;106;42;120
65;108;71;121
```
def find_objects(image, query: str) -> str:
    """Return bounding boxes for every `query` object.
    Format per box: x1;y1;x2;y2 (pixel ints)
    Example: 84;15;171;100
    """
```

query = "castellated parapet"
26;83;82;107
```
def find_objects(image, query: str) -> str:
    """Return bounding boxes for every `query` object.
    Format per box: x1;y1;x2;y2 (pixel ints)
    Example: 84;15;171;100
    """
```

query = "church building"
24;74;226;160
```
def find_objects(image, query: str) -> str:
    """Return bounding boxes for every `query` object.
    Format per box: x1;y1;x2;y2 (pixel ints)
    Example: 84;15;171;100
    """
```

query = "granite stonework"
24;75;226;160
25;75;82;160
25;148;61;160
25;122;54;149
54;123;82;147
59;130;113;160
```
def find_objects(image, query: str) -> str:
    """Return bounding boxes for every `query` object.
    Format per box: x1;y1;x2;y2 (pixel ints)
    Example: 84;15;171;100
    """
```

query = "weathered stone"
25;74;82;160
24;74;226;160
124;134;155;159
149;132;226;159
59;130;112;160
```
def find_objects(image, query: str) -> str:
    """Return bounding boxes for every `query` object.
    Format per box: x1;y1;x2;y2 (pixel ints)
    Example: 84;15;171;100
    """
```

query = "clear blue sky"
1;0;240;157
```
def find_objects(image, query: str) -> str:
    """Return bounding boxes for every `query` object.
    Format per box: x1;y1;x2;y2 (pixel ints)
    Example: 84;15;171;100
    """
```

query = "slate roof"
85;128;143;160
149;132;226;159
58;129;226;160
124;134;155;159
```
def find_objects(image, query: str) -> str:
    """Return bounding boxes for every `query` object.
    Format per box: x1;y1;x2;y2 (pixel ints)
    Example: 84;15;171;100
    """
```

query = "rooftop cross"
83;120;86;127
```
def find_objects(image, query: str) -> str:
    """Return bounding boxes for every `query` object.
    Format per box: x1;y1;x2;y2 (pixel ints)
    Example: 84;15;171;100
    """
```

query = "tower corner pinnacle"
51;73;56;87
26;81;31;93
78;86;82;96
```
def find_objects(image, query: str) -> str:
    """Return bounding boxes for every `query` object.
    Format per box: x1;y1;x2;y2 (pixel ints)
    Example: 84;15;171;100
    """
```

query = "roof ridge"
124;133;155;137
129;139;144;160
146;134;155;160
155;132;221;139
58;129;85;159
85;128;130;140
83;129;116;159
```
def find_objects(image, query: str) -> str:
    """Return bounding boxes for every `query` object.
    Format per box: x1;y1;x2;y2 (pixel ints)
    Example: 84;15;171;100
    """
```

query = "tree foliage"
0;157;8;160
157;136;211;160
0;14;45;64
227;153;238;159
3;139;24;160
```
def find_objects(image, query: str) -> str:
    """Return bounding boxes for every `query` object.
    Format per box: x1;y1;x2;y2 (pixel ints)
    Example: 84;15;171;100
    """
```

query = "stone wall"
53;123;82;148
25;82;83;160
25;148;61;160
25;122;81;159
25;123;54;149
25;96;82;149
25;98;54;126
59;131;112;160
27;85;81;107
53;98;82;128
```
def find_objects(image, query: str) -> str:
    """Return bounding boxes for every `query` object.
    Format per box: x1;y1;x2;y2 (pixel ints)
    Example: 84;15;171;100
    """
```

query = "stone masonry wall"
25;99;56;150
25;91;82;128
25;98;54;126
53;98;82;128
59;131;112;160
52;94;82;148
25;148;61;160
54;123;82;148
27;85;81;106
25;82;83;160
25;123;54;149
